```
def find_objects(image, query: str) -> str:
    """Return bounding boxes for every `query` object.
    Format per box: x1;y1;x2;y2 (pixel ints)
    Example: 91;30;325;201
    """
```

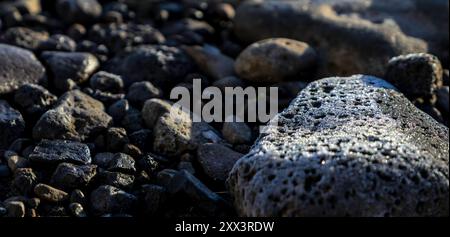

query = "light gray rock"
233;1;427;77
0;43;46;94
228;75;449;217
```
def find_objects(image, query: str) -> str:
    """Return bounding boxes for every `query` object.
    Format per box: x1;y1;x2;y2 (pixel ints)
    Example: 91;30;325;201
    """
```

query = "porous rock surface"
228;75;449;217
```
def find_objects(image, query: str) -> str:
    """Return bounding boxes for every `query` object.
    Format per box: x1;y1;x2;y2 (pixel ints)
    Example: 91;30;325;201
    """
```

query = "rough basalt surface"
228;75;449;217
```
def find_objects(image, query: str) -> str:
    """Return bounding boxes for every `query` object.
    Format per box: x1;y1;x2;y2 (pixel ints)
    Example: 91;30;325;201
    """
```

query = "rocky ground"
0;0;448;217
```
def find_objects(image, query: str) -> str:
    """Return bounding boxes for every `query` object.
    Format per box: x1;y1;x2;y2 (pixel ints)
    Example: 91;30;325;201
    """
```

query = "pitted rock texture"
0;43;46;94
228;75;449;217
233;1;427;77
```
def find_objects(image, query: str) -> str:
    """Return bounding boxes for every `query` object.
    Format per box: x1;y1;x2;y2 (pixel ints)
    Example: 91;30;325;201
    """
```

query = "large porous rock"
0;100;25;149
228;75;449;217
233;1;427;77
106;45;195;88
0;43;46;94
33;90;112;141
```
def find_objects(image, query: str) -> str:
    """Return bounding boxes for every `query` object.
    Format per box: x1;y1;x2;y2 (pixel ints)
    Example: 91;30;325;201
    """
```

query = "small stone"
235;38;317;84
145;99;224;156
121;106;144;132
33;90;112;141
90;185;137;215
12;168;37;195
385;53;443;97
126;81;162;107
84;88;125;106
56;0;102;24
38;34;77;52
69;202;87;217
184;45;235;81
0;101;25;149
107;153;136;174
34;183;69;202
142;184;167;216
29;140;91;165
70;189;86;206
0;43;46;94
5;201;25;217
6;152;30;172
141;98;172;129
197;144;243;182
222;120;252;145
157;169;227;215
129;129;152;152
41;51;99;91
50;163;97;191
7;138;32;154
90;71;124;94
97;170;135;190
93;152;114;167
2;27;49;50
94;152;135;173
436;86;449;115
107;45;194;88
105;127;129;152
67;23;86;40
137;153;162;176
233;1;426;77
14;84;57;117
122;144;142;157
107;99;129;123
